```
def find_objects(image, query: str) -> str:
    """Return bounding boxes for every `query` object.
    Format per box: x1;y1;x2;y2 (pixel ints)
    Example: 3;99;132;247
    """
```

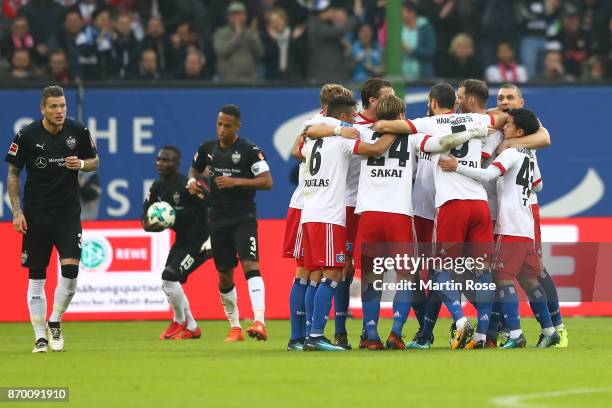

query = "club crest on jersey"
66;135;76;150
8;142;18;156
336;253;346;263
232;151;241;164
173;191;181;205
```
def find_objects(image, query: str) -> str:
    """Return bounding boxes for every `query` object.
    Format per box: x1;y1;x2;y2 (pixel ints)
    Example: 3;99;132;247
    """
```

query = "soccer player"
5;85;99;352
142;146;212;340
374;82;504;349
188;105;272;342
285;84;355;351
494;83;567;347
439;108;561;348
298;96;400;351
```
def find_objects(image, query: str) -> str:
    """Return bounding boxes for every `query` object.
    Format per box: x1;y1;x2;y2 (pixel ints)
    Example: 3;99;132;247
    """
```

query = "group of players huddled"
282;78;569;351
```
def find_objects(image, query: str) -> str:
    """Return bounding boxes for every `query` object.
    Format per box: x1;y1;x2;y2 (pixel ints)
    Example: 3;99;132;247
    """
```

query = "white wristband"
79;159;84;169
334;126;342;136
187;177;197;187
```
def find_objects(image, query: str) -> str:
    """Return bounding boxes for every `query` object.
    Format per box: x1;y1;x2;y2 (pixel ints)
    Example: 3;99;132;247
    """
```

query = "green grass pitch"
1;317;611;407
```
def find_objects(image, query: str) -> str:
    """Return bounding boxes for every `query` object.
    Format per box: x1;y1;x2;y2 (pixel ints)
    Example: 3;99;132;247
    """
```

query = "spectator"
547;3;590;78
583;55;609;81
113;12;141;79
142;16;173;74
17;0;65;46
582;0;612;57
401;1;436;80
158;0;210;35
307;1;357;81
174;49;209;80
76;7;115;80
169;20;215;77
261;7;307;80
419;0;464;72
47;48;73;83
439;32;482;79
259;0;309;28
48;9;84;77
535;50;573;81
485;41;528;83
213;2;264;81
77;0;106;25
519;0;561;79
136;48;162;80
10;48;35;79
477;0;523;68
351;23;383;82
1;16;38;62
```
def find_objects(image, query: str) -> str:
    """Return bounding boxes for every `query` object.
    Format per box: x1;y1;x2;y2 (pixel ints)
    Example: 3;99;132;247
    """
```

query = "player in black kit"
142;146;212;340
5;85;99;353
188;105;273;342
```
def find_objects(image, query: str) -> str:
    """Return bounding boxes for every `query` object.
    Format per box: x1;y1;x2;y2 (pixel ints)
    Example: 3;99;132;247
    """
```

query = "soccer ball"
147;201;176;228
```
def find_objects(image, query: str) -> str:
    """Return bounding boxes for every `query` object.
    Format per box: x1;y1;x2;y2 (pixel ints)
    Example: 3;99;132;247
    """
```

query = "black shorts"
165;238;211;284
22;207;82;268
210;220;258;271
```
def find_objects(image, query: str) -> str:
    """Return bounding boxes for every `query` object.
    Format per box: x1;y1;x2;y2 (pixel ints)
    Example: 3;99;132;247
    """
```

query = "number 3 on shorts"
249;237;257;252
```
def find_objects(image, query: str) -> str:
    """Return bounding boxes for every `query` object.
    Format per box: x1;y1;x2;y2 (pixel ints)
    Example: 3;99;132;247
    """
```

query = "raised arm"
373;119;416;135
355;134;397;157
305;124;360;140
7;164;27;233
422;127;487;153
499;127;551;153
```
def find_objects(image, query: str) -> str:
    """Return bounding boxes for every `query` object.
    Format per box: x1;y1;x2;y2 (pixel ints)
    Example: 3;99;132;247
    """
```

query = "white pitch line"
491;387;612;408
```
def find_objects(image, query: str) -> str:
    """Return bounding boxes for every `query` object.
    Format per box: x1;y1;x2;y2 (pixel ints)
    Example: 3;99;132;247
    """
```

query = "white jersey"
493;147;539;238
411;133;436;220
288;112;325;210
409;113;494;208
346;113;374;206
300;117;358;226
355;127;418;216
481;130;504;220
529;150;541;205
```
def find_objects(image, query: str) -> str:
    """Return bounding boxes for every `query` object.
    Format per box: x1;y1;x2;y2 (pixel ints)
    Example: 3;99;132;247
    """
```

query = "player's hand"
496;140;512;154
487;125;496;135
143;218;165;232
187;178;206;198
13;211;27;234
340;127;360;139
438;156;458;172
65;156;81;170
215;176;240;189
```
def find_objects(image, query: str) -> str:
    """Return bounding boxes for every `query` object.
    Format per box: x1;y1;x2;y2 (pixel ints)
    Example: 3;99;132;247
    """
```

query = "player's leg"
284;211;308;348
211;225;242;341
532;203;566;345
494;235;527;348
432;202;473;349
303;223;346;351
48;211;82;352
387;214;416;349
236;220;267;340
21;213;53;352
333;207;359;348
464;201;495;349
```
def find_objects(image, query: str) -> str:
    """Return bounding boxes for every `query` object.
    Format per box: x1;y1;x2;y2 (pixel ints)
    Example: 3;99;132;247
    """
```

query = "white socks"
182;293;197;331
162;280;185;324
49;277;78;323
27;279;47;340
220;287;241;328
247;276;266;324
456;316;467;330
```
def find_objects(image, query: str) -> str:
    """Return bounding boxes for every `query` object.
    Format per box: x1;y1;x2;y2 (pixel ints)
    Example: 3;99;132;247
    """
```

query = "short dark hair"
403;0;418;12
499;83;523;99
508;108;540;136
220;104;241;119
429;82;455;110
327;96;357;119
160;145;181;162
459;79;489;108
40;85;64;106
361;77;392;109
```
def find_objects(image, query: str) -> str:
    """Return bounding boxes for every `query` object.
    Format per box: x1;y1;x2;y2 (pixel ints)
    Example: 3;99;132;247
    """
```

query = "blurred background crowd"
0;0;610;84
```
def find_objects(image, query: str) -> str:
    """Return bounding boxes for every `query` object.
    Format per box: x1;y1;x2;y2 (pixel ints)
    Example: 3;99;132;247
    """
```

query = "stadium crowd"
0;0;610;83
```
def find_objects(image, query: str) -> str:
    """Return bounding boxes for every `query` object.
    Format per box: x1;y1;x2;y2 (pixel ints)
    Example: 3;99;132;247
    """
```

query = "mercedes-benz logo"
35;157;47;168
